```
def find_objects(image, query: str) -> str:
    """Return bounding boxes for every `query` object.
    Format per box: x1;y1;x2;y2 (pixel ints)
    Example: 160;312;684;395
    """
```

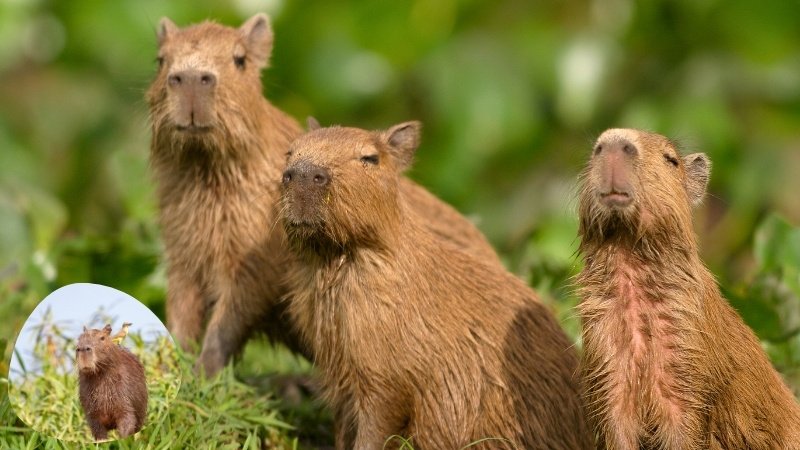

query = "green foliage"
727;214;800;388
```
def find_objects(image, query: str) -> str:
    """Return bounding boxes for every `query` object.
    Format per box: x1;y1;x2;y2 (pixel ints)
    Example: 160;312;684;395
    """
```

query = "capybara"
279;122;593;450
146;14;501;376
576;128;800;449
76;324;148;440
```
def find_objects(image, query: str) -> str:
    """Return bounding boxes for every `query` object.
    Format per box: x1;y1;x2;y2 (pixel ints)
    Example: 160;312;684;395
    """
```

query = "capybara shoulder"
577;128;800;449
76;324;147;440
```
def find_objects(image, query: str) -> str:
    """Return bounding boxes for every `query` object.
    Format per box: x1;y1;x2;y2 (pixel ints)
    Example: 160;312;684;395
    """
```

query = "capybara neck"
577;224;707;307
286;195;404;265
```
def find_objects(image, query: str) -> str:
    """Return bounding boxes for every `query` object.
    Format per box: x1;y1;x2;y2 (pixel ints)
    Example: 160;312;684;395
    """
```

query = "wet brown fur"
281;124;593;450
146;15;501;376
146;14;304;376
77;325;147;440
577;128;800;449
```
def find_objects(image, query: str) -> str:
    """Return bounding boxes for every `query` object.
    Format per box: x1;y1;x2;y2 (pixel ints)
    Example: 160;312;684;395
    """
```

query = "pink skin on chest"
600;257;684;446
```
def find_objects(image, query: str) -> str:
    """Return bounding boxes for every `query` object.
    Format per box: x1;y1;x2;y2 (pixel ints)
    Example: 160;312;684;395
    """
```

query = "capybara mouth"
77;363;97;374
175;124;213;133
599;190;633;208
285;219;322;238
284;220;332;249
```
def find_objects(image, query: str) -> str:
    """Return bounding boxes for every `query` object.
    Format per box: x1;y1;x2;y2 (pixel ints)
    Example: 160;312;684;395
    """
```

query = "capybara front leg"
197;292;257;377
166;268;206;352
116;411;140;438
353;399;407;450
87;416;108;441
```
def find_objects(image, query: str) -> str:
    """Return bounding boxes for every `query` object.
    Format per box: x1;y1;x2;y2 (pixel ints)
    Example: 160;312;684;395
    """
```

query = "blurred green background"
2;0;800;437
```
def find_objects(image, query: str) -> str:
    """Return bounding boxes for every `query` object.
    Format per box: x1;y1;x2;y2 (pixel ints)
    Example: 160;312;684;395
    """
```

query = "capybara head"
146;13;273;148
579;128;711;242
75;324;114;374
280;119;421;252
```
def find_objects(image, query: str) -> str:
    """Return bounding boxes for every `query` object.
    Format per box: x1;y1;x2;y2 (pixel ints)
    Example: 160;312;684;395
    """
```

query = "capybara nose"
168;70;217;90
597;138;638;158
310;167;330;186
284;161;331;188
282;168;296;185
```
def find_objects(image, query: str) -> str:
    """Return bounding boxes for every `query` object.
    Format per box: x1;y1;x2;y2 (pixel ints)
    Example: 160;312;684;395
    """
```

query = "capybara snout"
281;159;333;230
592;134;639;208
281;159;333;228
166;69;218;130
282;160;332;187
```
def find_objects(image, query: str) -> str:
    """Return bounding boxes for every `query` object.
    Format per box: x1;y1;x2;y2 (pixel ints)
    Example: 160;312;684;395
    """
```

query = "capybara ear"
307;116;321;131
381;121;422;171
239;13;274;69
157;17;179;46
684;152;711;206
103;324;113;335
83;325;88;333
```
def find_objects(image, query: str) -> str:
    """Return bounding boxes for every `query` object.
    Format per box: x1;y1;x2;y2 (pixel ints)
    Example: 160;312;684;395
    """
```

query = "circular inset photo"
7;283;180;443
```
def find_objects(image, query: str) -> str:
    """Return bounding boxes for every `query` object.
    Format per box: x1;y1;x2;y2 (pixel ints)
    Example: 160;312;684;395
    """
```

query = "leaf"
754;214;800;272
724;284;783;341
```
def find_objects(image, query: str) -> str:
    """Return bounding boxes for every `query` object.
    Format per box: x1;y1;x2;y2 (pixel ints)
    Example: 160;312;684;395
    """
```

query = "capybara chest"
586;261;685;433
163;183;275;282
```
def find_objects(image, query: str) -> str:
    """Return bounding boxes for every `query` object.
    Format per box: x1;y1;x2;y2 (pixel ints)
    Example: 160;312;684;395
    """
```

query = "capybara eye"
156;56;164;68
360;154;379;166
233;55;246;69
593;145;603;155
664;153;679;167
100;336;105;341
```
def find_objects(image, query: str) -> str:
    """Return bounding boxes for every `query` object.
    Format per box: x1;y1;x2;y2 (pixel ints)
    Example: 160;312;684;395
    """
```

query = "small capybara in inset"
279;122;593;450
576;128;800;449
146;15;501;376
76;324;147;440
